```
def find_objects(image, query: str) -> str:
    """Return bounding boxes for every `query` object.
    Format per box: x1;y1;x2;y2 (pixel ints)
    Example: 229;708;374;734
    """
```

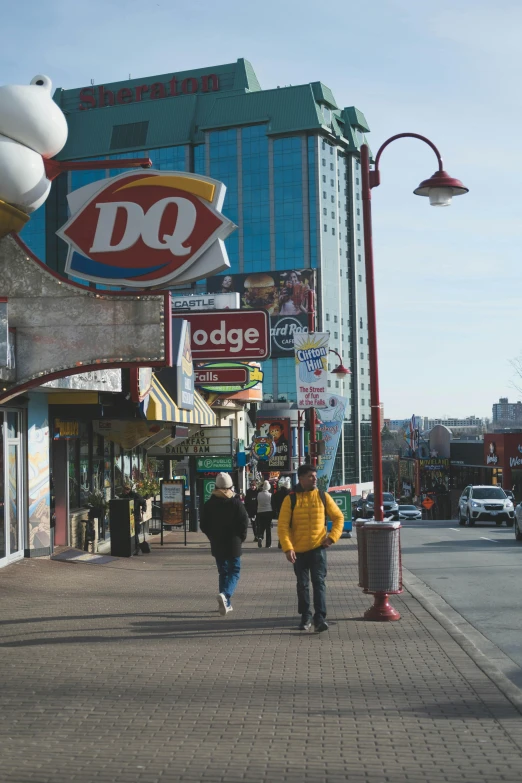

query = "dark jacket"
121;490;147;521
271;487;290;519
200;489;249;560
244;488;258;517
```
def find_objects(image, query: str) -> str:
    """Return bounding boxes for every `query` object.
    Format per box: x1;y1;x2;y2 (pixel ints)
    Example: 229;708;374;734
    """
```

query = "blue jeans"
215;557;241;605
293;547;327;625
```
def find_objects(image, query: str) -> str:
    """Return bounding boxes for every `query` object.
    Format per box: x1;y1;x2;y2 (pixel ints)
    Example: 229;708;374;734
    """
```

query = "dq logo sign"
57;171;236;287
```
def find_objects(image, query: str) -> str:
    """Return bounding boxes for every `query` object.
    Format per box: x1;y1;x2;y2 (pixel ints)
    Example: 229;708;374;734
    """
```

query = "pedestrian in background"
120;484;147;554
244;480;259;542
272;477;291;549
278;465;344;632
256;480;274;548
200;473;248;615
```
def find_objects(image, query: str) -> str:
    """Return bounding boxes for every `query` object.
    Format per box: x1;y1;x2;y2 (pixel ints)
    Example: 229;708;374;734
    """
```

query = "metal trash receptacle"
361;521;402;621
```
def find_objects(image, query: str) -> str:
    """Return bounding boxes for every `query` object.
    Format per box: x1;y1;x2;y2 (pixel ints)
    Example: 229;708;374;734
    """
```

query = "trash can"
358;521;402;621
365;521;402;594
109;498;135;557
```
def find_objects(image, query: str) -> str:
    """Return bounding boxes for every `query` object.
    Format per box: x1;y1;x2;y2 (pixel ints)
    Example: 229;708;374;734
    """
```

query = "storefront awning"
146;376;216;426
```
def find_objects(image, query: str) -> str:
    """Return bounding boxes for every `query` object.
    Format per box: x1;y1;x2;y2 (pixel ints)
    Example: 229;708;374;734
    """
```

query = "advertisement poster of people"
207;270;315;357
315;395;348;490
252;418;291;471
294;331;329;409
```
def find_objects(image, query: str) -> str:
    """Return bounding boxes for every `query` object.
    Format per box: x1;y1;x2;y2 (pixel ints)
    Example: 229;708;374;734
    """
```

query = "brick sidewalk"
1;532;522;782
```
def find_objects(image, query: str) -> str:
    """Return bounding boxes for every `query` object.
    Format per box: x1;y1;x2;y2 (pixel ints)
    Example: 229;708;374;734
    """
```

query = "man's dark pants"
293;546;327;625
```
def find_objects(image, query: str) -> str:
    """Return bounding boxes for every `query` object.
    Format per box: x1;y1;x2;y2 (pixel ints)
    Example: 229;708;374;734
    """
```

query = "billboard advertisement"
207;270;315;357
253;418;291;471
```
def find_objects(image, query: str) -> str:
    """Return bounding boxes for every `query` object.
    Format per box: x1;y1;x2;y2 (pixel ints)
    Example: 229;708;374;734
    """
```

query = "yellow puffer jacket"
278;489;345;553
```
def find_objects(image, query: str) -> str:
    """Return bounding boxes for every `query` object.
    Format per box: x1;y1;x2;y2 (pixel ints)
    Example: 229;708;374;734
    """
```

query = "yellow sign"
53;419;79;439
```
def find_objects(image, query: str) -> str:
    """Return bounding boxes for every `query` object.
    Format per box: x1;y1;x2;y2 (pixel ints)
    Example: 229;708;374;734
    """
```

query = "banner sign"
154;319;194;410
195;362;263;393
147;426;233;456
207;270;315;357
314;395;348;490
294;332;329;409
161;479;185;526
196;456;233;472
253;418;291;471
57;171;236;287
53;418;80;440
172;292;240;312
172;310;270;361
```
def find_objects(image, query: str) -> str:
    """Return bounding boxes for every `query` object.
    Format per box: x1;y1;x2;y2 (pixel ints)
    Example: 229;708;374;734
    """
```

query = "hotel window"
332;228;335;235
326;313;330;321
356;178;360;184
361;368;364;375
324;224;327;231
357;208;360;215
322;174;326;182
331;211;335;219
356;193;360;200
323;191;327;198
360;352;364;359
334;332;338;339
361;383;365;390
322;158;326;166
357;224;360;231
357;239;361;246
331;195;334;203
330;179;334;186
330;163;334;171
330;147;334;155
323;207;327;215
358;274;362;281
334;315;337;322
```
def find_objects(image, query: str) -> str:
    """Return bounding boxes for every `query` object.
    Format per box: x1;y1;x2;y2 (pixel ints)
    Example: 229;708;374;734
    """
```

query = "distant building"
492;397;522;425
423;416;486;435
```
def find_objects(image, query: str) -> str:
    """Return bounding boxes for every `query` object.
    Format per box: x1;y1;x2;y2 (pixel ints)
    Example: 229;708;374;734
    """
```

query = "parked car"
363;492;400;520
398;504;422;520
457;485;515;527
352;497;365;519
514;503;522;541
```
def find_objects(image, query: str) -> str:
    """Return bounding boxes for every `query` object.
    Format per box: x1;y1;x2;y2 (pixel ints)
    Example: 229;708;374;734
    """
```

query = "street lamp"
361;133;468;521
329;348;351;377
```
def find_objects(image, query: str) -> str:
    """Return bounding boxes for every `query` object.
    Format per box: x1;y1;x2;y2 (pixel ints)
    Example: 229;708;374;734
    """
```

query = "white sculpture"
0;75;68;214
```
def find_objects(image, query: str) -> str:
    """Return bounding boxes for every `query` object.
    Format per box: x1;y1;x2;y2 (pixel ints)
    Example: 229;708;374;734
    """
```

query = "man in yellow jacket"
278;464;344;632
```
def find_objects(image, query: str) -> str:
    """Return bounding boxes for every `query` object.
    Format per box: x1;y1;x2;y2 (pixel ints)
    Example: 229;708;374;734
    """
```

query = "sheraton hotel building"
21;58;373;489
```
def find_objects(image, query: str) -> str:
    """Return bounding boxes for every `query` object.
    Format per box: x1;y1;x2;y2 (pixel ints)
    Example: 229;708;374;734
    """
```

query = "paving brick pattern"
1;531;522;782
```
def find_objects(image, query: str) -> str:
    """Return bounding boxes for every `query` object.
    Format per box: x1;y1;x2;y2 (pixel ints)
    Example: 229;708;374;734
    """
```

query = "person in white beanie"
200;473;249;615
256;480;274;548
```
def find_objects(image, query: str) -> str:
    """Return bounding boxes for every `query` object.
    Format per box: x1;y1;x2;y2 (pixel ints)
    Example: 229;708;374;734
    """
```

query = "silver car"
398;504;422;520
458;485;515;527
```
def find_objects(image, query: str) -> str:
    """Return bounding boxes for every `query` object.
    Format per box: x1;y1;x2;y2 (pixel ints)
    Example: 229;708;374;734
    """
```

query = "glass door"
0;410;23;566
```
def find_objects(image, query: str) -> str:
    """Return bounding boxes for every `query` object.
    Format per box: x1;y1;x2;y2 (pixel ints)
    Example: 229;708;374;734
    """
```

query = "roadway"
400;518;522;687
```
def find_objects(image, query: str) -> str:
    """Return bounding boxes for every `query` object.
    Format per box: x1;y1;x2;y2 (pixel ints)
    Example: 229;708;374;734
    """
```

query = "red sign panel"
195;367;248;386
172;310;270;361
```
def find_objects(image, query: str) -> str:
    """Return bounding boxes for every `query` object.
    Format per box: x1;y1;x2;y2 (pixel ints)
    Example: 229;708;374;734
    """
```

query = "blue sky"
2;0;520;419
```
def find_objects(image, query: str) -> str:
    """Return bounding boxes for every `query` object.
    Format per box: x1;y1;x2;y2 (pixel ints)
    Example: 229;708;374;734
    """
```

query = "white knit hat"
262;480;271;491
215;472;233;489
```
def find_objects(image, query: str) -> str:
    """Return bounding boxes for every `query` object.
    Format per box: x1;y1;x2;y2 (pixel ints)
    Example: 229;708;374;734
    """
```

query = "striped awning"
146;375;216;426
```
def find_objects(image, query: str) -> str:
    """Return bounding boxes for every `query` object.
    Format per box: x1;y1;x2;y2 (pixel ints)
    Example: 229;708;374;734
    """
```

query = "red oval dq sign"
172;310;271;361
57;171;236;287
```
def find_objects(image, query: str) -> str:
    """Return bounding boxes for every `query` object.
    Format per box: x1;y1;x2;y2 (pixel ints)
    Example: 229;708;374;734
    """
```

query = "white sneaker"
225;603;233;613
217;593;227;616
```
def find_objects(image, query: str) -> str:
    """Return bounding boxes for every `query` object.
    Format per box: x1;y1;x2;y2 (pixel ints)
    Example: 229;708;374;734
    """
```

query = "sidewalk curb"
402;566;522;716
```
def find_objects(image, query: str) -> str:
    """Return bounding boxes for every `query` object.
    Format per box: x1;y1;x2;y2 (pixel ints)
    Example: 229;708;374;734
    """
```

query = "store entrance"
0;410;24;567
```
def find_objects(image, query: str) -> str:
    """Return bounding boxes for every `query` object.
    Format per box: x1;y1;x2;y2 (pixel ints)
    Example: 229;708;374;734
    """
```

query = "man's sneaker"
225;603;233;614
258;539;262;548
298;620;312;631
315;620;329;633
217;593;227;616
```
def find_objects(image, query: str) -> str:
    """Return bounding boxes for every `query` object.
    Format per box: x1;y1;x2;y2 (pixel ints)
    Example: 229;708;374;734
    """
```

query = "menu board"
161;480;185;526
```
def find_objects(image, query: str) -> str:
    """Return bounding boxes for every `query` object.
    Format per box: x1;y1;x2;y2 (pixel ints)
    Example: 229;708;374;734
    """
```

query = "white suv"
458;485;515;527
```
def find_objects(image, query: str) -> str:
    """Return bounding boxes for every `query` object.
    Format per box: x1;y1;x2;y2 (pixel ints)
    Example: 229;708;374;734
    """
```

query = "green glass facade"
19;58;373;487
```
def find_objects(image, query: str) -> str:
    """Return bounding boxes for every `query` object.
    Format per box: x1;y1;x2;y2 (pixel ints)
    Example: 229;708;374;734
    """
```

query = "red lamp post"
361;133;468;521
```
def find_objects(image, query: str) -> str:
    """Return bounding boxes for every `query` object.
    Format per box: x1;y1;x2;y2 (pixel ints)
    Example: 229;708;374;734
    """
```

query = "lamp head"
331;362;351;377
414;170;468;207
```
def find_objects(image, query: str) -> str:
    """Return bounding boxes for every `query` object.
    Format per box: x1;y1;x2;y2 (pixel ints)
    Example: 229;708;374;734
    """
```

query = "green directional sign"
196;456;234;472
328;490;352;534
203;479;216;503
